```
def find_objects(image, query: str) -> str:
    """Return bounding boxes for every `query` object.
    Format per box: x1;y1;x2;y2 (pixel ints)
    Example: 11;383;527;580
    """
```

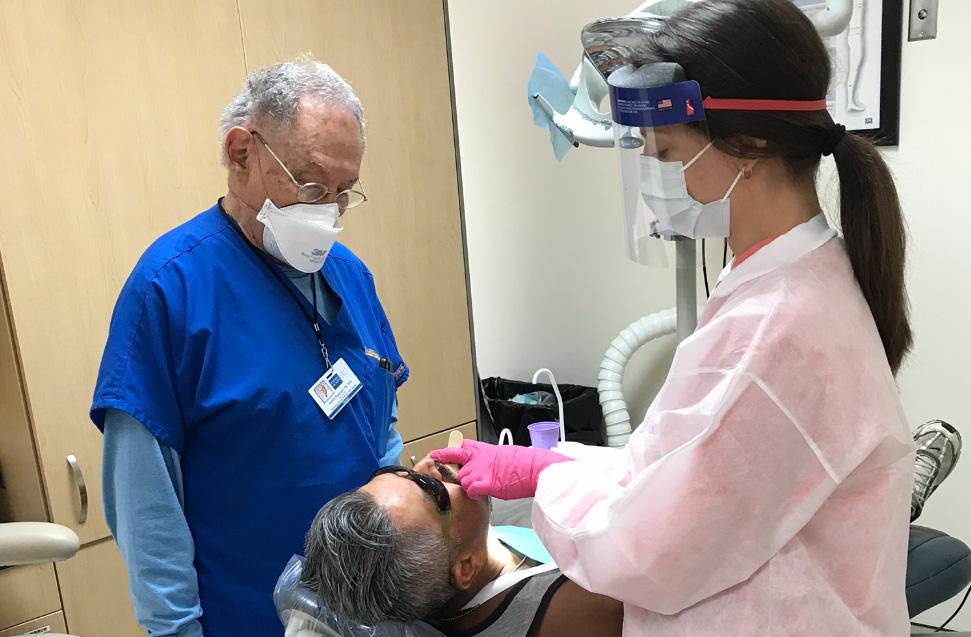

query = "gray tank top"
445;569;567;637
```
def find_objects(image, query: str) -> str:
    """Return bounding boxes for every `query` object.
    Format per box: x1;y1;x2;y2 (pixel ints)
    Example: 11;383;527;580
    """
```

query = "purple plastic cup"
527;421;561;449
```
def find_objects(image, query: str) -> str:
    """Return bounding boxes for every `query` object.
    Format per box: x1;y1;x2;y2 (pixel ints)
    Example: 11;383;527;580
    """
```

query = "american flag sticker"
658;98;673;110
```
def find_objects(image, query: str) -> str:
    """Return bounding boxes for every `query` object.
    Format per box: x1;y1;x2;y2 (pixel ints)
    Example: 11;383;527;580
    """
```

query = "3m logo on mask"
257;199;343;273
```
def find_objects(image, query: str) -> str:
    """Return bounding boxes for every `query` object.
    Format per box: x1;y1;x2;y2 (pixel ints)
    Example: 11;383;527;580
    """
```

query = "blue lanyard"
221;204;331;371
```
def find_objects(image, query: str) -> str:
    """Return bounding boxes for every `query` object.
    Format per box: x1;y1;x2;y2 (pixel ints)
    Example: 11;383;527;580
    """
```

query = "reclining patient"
301;457;622;636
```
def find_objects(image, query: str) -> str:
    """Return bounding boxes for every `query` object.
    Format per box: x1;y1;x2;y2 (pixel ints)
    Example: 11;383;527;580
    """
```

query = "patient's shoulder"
533;576;623;637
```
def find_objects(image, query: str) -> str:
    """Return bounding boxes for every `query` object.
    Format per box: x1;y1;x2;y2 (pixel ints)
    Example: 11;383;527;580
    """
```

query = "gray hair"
302;491;457;625
220;55;365;164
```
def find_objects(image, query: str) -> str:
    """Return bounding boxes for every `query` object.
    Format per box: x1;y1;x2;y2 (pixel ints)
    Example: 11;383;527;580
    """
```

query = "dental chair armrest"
0;522;80;567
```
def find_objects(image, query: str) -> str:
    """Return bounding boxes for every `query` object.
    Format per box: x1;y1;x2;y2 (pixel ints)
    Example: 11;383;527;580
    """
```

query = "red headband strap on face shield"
702;97;828;112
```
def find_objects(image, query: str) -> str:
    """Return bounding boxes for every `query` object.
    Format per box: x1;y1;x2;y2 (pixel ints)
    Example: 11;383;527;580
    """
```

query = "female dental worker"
433;0;916;634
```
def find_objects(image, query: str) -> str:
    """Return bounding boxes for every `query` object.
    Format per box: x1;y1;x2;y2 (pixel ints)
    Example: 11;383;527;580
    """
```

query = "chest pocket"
363;362;396;453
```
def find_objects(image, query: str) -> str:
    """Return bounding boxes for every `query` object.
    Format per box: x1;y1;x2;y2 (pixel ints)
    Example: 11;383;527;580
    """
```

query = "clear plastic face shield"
608;63;722;266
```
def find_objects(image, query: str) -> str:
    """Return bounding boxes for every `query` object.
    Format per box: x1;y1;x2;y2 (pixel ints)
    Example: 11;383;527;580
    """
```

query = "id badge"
308;358;363;419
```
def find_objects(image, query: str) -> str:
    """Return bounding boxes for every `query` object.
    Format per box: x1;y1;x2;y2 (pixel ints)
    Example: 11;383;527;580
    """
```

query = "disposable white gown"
533;215;915;636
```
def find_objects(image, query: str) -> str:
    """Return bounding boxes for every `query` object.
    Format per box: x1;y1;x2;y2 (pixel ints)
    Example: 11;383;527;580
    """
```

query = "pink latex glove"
430;440;572;500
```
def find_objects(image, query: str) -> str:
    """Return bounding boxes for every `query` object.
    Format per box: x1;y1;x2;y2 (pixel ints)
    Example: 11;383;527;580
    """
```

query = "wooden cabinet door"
56;539;143;637
236;0;477;443
0;1;246;543
0;563;60;631
0;283;46;524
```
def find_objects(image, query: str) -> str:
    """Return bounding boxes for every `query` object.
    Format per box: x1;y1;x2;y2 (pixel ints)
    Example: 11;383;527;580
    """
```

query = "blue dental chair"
907;525;971;632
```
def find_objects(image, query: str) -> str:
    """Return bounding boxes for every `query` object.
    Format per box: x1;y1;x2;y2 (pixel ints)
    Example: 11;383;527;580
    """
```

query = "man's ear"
450;549;483;592
225;126;253;174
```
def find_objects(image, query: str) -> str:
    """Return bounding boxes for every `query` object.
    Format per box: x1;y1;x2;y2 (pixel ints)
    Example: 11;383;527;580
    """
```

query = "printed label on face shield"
309;358;362;419
610;80;706;127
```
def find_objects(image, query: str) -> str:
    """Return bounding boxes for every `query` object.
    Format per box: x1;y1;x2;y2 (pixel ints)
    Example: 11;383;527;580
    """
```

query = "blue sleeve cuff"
379;399;403;467
165;619;205;637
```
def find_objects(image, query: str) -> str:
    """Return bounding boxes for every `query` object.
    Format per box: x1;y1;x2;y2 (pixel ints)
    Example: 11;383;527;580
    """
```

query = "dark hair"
650;0;912;373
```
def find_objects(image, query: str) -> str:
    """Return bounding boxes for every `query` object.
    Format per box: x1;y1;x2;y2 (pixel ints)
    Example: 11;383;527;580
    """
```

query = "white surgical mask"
257;199;342;273
639;142;744;239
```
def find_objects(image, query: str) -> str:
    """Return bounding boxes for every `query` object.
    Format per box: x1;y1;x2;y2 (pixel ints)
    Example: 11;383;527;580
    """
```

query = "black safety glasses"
369;465;452;539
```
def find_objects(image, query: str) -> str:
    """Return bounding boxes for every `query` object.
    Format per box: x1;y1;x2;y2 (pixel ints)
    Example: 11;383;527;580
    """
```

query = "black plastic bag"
479;377;604;447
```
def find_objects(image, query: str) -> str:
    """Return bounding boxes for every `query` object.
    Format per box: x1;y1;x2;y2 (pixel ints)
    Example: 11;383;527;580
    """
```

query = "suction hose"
598;308;678;447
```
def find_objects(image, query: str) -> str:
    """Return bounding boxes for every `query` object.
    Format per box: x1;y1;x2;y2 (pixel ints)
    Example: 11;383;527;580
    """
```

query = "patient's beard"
434;461;460;485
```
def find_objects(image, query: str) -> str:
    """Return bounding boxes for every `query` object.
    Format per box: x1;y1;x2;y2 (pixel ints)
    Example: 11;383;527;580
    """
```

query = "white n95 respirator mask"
639;142;744;240
257;199;342;273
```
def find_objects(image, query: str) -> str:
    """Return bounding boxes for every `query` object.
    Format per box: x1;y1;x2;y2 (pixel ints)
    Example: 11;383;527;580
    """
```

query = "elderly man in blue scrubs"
90;58;408;637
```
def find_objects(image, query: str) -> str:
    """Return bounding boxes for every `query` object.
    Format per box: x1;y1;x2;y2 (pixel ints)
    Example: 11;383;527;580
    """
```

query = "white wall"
449;0;679;425
888;3;971;629
449;0;970;630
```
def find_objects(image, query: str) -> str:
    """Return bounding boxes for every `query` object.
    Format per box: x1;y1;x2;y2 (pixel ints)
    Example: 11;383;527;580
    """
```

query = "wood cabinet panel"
0;564;60;631
0;0;246;542
57;540;143;637
400;422;477;467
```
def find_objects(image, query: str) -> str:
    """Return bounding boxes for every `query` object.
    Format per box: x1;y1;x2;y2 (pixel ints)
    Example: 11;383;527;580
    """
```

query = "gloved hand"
430;440;572;500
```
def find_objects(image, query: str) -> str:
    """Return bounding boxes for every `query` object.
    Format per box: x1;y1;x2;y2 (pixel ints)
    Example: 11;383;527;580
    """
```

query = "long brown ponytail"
831;133;912;372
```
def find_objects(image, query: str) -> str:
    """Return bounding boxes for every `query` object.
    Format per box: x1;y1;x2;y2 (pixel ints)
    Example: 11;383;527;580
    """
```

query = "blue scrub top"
91;202;408;637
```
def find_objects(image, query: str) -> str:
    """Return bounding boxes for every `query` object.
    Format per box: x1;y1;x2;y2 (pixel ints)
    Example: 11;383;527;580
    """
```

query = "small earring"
742;166;753;179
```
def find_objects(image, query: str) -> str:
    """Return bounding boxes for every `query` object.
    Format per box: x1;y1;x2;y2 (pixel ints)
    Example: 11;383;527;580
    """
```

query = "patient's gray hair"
219;55;365;164
302;491;456;625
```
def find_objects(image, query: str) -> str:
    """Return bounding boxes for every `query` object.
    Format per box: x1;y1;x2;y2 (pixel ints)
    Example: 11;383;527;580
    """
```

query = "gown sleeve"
532;370;845;615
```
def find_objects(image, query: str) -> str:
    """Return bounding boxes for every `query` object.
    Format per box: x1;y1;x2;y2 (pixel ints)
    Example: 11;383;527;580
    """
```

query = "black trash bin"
479;376;604;447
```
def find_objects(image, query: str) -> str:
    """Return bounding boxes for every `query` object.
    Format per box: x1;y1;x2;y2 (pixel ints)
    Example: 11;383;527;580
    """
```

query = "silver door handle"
66;454;88;525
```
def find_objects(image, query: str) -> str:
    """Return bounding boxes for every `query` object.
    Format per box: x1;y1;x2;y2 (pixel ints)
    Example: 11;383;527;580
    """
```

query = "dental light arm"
529;4;668;150
533;56;613;148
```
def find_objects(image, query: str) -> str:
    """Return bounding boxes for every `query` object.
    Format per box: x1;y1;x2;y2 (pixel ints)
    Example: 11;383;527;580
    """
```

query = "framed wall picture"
793;0;904;145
